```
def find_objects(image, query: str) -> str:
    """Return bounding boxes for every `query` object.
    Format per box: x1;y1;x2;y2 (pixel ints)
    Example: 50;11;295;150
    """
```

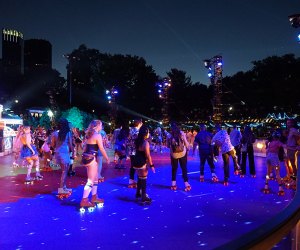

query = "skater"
20;125;43;183
240;125;256;177
114;126;129;169
152;127;163;153
167;122;191;191
131;125;155;203
229;125;242;166
264;132;286;195
12;125;23;167
194;124;218;182
41;132;52;171
127;119;143;188
51;118;74;196
80;120;110;209
211;125;241;185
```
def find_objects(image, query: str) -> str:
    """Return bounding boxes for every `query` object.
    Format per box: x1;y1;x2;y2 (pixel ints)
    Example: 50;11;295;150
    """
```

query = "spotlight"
298;33;300;43
204;59;211;68
288;14;300;28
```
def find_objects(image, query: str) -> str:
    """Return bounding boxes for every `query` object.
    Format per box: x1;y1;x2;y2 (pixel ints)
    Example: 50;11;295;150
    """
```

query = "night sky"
1;0;300;84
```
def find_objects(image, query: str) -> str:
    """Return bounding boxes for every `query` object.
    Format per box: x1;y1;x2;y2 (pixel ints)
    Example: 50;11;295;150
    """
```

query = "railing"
216;169;300;250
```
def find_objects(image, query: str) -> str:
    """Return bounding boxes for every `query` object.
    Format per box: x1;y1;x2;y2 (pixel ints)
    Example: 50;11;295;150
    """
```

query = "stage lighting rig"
106;86;118;129
203;55;223;123
156;77;172;125
288;14;300;28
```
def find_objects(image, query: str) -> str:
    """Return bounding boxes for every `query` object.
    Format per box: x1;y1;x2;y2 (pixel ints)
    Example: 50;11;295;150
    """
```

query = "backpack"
171;136;184;153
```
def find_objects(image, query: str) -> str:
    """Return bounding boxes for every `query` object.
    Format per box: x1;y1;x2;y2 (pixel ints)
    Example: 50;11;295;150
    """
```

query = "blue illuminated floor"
0;152;295;249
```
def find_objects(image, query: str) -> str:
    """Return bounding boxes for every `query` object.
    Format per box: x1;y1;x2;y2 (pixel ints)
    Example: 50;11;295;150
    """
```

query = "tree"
60;107;84;129
39;111;52;129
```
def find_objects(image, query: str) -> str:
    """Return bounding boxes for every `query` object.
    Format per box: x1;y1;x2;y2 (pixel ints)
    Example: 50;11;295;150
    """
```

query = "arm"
145;141;155;173
68;132;75;157
96;134;110;163
181;131;190;148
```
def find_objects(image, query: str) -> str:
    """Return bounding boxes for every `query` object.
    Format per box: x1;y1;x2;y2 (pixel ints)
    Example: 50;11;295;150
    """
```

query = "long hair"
170;122;181;139
85;120;102;140
135;125;149;149
57;118;70;142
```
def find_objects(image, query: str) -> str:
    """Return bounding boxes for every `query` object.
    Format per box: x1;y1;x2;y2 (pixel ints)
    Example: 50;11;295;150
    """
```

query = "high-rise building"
24;39;52;72
2;28;24;74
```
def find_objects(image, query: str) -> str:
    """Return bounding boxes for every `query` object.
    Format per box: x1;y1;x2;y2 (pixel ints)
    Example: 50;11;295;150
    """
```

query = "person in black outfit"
132;125;155;204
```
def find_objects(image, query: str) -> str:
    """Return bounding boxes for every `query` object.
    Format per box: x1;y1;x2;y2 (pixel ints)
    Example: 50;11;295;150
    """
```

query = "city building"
24;39;52;72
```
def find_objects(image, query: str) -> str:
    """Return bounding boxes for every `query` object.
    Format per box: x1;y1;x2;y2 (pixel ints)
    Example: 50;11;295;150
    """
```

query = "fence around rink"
215;166;300;250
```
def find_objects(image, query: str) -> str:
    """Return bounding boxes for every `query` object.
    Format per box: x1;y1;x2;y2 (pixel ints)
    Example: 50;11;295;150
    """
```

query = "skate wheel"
79;207;86;213
223;181;229;186
96;203;104;208
87;207;94;212
200;178;204;182
278;191;285;196
184;186;191;192
128;184;137;188
170;186;177;191
263;189;270;194
240;175;245;178
212;177;218;182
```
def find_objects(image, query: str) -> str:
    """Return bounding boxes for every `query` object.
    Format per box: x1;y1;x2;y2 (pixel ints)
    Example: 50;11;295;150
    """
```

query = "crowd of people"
11;117;300;208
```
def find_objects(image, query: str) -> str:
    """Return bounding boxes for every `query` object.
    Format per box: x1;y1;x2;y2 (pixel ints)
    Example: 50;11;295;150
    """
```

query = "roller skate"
251;174;256;178
223;178;229;186
141;194;152;205
128;180;137;188
98;177;105;183
91;194;104;208
57;187;72;199
170;185;177;191
269;173;275;181
24;176;34;185
211;173;218;183
79;198;95;213
200;175;205;182
12;162;19;168
262;183;271;194
35;172;43;181
277;184;285;196
234;168;241;176
184;182;191;192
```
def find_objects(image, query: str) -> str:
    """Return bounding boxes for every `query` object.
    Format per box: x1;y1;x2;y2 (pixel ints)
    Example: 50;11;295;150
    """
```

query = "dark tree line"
1;45;299;122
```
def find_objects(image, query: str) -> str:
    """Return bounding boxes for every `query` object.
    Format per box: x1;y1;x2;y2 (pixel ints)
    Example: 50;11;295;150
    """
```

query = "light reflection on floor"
0;150;295;249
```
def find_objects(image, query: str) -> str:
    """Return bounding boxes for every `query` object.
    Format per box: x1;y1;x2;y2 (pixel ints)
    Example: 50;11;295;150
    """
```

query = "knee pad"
138;176;147;180
84;179;93;190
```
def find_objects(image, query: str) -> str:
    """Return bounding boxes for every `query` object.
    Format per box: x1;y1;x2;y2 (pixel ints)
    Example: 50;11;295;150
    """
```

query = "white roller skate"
25;176;34;185
211;173;218;182
80;198;95;212
35;172;43;180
